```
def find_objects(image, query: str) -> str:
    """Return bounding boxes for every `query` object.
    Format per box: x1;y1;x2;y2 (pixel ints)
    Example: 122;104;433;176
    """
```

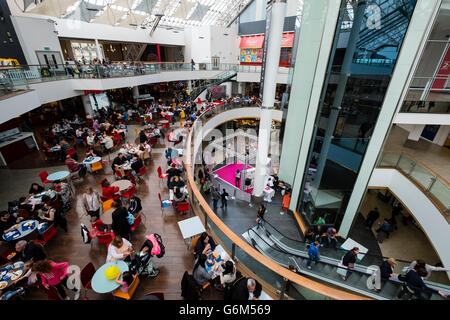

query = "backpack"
126;212;135;225
153;233;165;258
80;224;91;244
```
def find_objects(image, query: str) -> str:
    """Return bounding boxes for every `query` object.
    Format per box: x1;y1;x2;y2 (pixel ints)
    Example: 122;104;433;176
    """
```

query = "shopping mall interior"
0;0;449;301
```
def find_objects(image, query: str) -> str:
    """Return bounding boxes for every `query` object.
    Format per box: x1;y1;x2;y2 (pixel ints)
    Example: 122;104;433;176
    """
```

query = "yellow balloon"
105;266;120;280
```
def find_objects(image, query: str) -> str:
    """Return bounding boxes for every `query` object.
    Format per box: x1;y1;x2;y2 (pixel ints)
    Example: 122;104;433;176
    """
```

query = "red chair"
80;262;96;299
113;134;121;145
165;115;172;121
87;119;94;125
121;185;136;200
157;166;168;186
100;178;108;187
149;137;157;146
17;209;34;219
66;148;76;157
38;171;52;184
100;196;108;202
96;231;114;244
163;123;170;129
176;202;190;215
130;213;142;232
44;286;62;300
34;224;57;245
139;166;147;177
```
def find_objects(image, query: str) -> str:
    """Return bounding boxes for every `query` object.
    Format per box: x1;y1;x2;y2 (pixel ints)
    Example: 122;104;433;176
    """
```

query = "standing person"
397;266;447;300
198;168;205;190
54;180;72;211
191;59;195;71
372;258;398;292
111;201;131;240
235;169;241;188
82;187;102;221
192;254;215;287
340;247;359;281
211;187;220;211
220;189;229;209
365;207;380;230
31;259;81;300
256;204;266;229
307;241;321;270
409;259;450;280
376;218;393;243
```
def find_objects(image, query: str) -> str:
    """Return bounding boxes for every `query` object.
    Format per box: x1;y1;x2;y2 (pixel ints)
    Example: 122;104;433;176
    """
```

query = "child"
115;271;136;293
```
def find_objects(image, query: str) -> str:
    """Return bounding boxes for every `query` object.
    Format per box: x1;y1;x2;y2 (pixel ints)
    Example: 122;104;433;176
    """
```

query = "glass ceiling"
23;0;254;29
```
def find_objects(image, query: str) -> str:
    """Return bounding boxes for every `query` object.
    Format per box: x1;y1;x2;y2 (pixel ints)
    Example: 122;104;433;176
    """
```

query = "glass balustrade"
377;151;450;216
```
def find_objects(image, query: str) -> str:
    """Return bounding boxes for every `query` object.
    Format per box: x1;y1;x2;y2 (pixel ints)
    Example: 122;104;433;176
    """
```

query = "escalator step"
380;282;400;298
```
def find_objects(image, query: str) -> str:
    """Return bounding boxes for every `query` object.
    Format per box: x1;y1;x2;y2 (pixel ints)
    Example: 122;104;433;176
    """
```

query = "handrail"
262;219;414;265
185;105;371;300
381;150;449;186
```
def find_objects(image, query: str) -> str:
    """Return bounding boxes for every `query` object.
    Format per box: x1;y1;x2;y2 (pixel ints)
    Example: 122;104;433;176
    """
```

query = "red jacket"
40;262;69;286
102;186;120;200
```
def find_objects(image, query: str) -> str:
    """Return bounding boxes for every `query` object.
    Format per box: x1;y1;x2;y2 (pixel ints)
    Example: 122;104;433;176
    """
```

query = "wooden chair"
112;275;140;300
102;199;114;212
91;161;103;173
191;236;200;254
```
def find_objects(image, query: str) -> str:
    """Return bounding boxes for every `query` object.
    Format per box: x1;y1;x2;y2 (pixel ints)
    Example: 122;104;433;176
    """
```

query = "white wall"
0;91;41;124
185;26;212;63
210;25;240;64
10;15;64;65
369;168;450;275
237;71;289;84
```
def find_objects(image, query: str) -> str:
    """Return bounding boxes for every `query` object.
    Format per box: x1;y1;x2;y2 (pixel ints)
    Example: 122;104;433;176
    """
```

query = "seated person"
18;197;41;216
65;155;84;173
218;260;236;288
29;183;45;195
8;240;47;264
0;287;25;301
166;163;180;179
106;236;133;263
102;181;120;201
128;195;142;216
168;176;179;190
194;232;217;257
177;177;186;188
193;254;215;287
130;156;144;178
85;147;96;158
114;271;136;294
229;278;262;300
173;187;186;203
101;134;114;151
35;207;55;236
0;211;24;235
112;153;126;172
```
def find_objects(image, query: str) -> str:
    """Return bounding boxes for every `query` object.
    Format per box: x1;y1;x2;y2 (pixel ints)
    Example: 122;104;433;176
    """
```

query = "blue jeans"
326;236;338;248
213;199;218;210
307;256;320;267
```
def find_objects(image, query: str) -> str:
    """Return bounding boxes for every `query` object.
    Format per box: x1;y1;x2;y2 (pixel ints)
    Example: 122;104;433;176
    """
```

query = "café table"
46;171;70;182
177;216;205;248
2;220;39;242
0;261;26;290
111;179;132;192
159;120;169;124
205;245;233;277
91;260;129;294
83;156;102;173
29;190;56;205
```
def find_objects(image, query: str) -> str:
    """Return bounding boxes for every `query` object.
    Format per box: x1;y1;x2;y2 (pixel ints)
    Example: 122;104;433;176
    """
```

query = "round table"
111;180;132;192
101;208;114;225
83;156;101;165
46;171;70;181
91;260;129;294
0;262;26;290
159;120;169;124
50;147;61;152
2;220;39;242
29;191;56;205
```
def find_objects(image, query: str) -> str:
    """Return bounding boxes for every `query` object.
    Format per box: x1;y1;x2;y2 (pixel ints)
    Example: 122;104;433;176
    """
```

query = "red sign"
84;90;101;95
430;46;450;92
281;32;294;47
239;35;264;48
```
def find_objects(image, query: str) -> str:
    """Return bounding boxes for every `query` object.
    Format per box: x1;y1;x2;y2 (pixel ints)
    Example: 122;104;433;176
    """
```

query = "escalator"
189;69;237;101
243;223;450;300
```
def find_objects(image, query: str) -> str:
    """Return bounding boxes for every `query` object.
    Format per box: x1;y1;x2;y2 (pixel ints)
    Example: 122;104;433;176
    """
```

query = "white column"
253;0;287;198
81;94;94;119
433;125;450;146
132;86;139;98
338;0;442;237
95;39;103;60
224;82;232;98
407;124;425;141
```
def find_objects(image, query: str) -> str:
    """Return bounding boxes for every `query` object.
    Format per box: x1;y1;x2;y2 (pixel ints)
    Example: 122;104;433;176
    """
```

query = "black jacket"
398;270;438;294
342;251;357;267
229;278;262;300
194;237;216;256
111;207;131;238
379;261;393;280
128;197;142;215
13;241;47;263
131;159;143;173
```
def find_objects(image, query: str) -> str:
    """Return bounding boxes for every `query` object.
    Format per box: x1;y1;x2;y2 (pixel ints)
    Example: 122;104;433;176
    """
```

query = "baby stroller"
129;235;162;279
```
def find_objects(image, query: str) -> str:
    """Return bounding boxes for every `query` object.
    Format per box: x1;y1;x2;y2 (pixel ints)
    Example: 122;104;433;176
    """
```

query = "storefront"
239;32;294;67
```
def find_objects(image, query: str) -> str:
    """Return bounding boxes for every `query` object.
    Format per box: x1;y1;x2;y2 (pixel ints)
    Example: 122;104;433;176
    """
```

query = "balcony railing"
378;151;450;220
185;101;370;300
0;62;283;98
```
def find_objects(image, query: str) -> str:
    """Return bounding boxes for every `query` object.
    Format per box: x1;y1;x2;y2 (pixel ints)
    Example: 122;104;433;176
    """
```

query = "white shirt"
106;238;132;263
104;137;114;149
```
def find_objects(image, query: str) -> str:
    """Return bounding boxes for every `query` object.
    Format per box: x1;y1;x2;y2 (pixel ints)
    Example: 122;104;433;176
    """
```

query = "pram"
129;239;160;279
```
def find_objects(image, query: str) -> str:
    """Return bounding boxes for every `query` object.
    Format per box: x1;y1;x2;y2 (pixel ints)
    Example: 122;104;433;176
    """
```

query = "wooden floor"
2;123;223;300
